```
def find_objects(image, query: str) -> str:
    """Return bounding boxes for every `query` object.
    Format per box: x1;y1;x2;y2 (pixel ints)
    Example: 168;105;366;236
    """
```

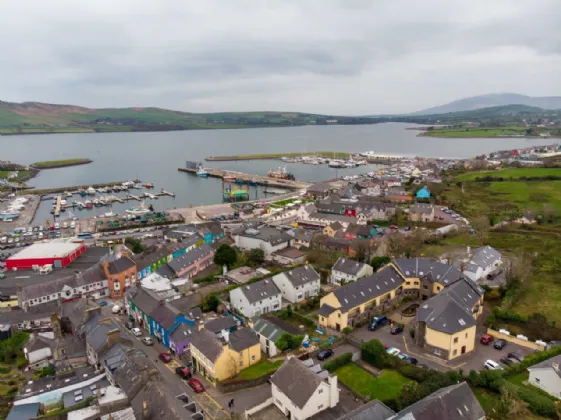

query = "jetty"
54;195;62;217
178;166;311;190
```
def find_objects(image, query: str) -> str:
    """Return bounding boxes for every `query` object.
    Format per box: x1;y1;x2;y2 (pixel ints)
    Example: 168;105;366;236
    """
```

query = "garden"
335;364;410;402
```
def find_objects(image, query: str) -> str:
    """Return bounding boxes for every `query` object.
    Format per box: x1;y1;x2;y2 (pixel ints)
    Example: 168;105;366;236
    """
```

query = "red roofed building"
6;242;86;270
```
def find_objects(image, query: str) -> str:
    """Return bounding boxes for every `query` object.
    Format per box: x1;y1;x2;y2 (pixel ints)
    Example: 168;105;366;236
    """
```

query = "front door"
461;346;466;354
336;323;341;331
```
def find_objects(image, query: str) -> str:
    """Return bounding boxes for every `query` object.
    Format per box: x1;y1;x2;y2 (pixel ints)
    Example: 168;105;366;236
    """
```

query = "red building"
6;242;87;270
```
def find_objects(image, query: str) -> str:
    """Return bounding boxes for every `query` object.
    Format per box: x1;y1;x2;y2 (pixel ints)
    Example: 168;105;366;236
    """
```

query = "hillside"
0;100;378;135
414;93;561;115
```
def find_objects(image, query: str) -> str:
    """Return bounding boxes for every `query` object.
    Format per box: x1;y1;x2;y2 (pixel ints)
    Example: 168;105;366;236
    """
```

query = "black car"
317;349;334;361
407;357;418;365
494;339;507;350
500;357;520;366
507;352;524;362
125;322;134;330
390;325;404;335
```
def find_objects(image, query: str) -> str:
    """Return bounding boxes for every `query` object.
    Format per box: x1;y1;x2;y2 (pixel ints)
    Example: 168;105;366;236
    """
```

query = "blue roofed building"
416;186;431;200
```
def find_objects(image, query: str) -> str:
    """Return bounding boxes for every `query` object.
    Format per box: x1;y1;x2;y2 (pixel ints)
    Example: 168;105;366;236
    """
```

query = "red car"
389;225;398;230
480;334;493;345
159;352;171;363
175;366;192;379
187;378;205;393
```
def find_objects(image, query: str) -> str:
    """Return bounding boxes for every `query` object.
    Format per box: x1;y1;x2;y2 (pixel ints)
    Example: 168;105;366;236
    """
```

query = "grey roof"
128;287;160;316
6;403;41;420
392;258;464;286
59;335;87;358
107;256;136;274
333;266;405;312
82;318;121;352
333;257;369;276
17;366;98;400
312;234;351;250
270;357;323;409
130;377;184;420
410;203;434;214
189;329;224;363
61;298;100;329
327;221;343;231
307;182;333;193
167;244;213;275
101;341;132;373
156;263;176;279
26;334;55;352
528;354;561;379
229;327;260;352
205;315;238;334
113;350;153;399
336;399;395;420
238;226;292;246
237;278;281;304
252;318;290;343
134;243;186;271
466;246;502;273
62;377;109;408
150;304;178;330
391;382;485;420
261;316;301;335
318;304;338;317
170;322;195;343
281;265;320;287
166;294;202;313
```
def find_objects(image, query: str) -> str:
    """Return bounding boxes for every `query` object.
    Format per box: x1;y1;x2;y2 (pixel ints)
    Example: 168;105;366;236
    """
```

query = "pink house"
167;244;215;278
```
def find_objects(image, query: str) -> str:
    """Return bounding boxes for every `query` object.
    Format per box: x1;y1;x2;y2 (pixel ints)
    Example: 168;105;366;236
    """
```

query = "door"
461;346;466;354
336;323;341;331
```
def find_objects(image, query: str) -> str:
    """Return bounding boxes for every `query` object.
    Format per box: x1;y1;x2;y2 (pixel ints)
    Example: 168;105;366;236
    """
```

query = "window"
434;348;442;355
239;361;243;367
423;285;428;289
453;349;457;356
454;337;458;344
318;405;324;410
252;355;256;361
535;378;540;383
465;333;468;338
338;313;341;318
436;286;441;291
318;389;323;394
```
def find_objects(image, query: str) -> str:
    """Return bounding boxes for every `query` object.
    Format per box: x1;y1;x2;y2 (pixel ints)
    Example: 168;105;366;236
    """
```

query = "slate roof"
327;221;343;231
205;315;238;334
228;327;260;352
155;263;176;279
252;317;293;343
333;265;405;312
270;357;323;409
465;246;501;273
81;317;122;352
281;265;320;287
167;244;213;275
150;304;178;330
410;203;434;214
333;257;369;276
128;287;160;316
189;329;224;363
170;322;195;343
312;234;351;250
392;258;464;286
238;226;292;246
131;377;184;420
272;246;306;260
307;182;333;193
26;335;55;352
101;342;132;373
134;243;185;271
107;256;136;274
113;350;153;399
318;304;338;317
391;382;484;420
336;399;395;420
237;278;281;304
528;354;561;379
167;294;202;313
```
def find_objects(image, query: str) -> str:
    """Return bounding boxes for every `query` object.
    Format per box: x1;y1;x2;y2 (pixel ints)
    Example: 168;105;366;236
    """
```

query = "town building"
6;241;87;270
323;221;344;237
527;355;561;399
102;254;137;298
229;278;282;318
234;225;292;254
463;246;502;282
271;265;320;304
409;203;435;222
249;316;303;357
166;243;214;279
134;242;191;280
330;257;374;285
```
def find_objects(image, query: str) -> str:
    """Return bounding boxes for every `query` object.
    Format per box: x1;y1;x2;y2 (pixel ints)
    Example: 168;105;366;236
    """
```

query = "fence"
245;397;274;419
217;372;273;394
487;328;546;351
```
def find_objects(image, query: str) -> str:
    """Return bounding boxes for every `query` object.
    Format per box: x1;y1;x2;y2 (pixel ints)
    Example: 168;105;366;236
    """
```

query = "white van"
484;360;502;370
112;305;122;314
39;264;53;275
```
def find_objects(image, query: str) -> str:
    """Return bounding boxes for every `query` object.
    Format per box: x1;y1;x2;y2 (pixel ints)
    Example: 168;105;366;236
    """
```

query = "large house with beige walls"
318;258;484;360
189;327;261;385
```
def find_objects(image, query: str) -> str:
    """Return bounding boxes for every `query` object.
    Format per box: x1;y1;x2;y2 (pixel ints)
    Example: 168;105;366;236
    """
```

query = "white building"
24;334;55;370
270;357;339;420
229;279;282;318
528;355;561;399
330;257;373;285
463;246;502;282
297;204;317;220
250;317;304;357
234;226;292;255
272;265;320;304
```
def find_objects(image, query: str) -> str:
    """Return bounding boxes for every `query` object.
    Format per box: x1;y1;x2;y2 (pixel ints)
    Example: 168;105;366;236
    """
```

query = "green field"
0;170;30;182
32;158;91;168
237;360;283;380
335;364;410;401
422;127;530;138
456;168;561;181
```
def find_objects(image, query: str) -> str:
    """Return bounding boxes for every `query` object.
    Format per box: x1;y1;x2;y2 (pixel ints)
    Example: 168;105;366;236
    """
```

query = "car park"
480;334;493;345
317;349;334;361
187;378;205;393
131;328;142;337
368;315;389;331
507;352;524;362
159;353;171;363
141;337;153;346
390;325;404;335
500;357;520;366
484;360;502;370
175;366;192;380
494;339;507;350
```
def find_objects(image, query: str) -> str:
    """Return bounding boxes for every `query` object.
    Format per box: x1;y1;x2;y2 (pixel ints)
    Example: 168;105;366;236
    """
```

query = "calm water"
0;123;554;223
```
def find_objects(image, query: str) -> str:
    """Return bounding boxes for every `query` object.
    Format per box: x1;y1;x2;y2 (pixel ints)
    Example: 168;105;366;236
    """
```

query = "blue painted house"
416;186;431;200
135;242;190;280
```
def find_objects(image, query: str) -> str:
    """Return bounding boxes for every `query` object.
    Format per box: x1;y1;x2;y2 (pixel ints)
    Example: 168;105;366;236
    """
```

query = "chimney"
222;330;230;343
328;375;339;408
106;329;122;347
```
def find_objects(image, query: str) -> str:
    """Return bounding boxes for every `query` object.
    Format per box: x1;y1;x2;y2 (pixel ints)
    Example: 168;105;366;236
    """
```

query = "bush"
275;333;304;352
361;339;395;369
323;352;353;372
35;365;55;378
202;294;221;312
370;256;391;271
502;382;558;418
342;327;353;335
493;307;527;323
193;268;221;284
504;345;561;377
0;366;11;374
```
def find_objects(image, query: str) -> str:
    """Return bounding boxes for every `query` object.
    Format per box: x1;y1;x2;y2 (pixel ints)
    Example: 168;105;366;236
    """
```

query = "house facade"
527;355;561;399
330;257;373;285
409;203;435;223
103;255;137;298
463;246;502;282
167;244;214;279
272;265;320;304
249;317;303;357
229;279;282;318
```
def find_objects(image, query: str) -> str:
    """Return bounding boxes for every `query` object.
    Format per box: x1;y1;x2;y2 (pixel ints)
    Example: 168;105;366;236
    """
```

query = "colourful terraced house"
135;242;192;280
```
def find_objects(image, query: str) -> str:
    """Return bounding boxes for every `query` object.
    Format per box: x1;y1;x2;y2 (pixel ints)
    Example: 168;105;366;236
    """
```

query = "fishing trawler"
197;166;209;177
267;166;295;181
125;202;150;216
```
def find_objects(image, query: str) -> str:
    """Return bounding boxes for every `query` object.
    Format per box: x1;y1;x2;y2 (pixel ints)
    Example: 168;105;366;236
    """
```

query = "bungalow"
229;278;282;318
166;244;215;279
249;316;303;357
463;246;502;282
234;226;292;255
271;247;307;266
409;203;435;223
189;327;261;385
527;355;561;399
272;265;321;304
416;186;431;200
330;257;373;285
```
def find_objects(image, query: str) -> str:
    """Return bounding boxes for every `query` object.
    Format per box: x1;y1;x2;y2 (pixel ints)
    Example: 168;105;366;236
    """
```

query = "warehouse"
6;242;87;270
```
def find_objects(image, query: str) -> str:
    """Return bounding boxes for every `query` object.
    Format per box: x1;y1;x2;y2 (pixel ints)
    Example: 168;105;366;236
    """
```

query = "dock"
54;195;62;217
178;167;311;190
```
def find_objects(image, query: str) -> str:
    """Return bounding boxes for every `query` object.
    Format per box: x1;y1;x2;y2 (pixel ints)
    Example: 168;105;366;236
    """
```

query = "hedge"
504;345;561;377
502;382;558;418
492;307;527;323
323;352;353;372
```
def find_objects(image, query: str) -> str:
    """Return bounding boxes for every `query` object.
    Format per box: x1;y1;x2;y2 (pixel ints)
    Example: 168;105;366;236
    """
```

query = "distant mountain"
414;93;561;115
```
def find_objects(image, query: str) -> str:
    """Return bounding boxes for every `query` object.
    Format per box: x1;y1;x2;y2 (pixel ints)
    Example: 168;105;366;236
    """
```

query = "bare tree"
504;250;535;287
471;216;490;245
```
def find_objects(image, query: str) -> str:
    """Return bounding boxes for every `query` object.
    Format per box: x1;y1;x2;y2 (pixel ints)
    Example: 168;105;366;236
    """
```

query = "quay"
205;151;350;161
177;167;311;190
24;180;141;196
54;196;62;217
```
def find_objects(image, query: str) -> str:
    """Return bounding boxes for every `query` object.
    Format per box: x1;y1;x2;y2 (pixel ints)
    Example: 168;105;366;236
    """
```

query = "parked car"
98;301;108;307
494;339;507;350
507;352;524;362
131;328;142;337
141;337;153;346
484;360;502;370
124;322;134;330
386;347;401;356
480;334;493;345
317;349;334;361
390;325;404;335
368;315;389;331
397;353;409;361
187;378;205;393
175;366;192;380
407;357;418;365
159;353;172;363
500;357;520;366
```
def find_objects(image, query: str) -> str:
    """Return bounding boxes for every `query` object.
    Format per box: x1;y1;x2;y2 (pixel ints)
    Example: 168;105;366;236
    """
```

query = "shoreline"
205;151;352;161
30;159;93;170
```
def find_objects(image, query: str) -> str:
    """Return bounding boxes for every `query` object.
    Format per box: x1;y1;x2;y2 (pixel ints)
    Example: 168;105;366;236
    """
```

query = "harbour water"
0;123;553;223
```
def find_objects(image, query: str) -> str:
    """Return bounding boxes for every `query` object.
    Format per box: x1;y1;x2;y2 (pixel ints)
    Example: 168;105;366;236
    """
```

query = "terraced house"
134;242;192;280
319;259;484;360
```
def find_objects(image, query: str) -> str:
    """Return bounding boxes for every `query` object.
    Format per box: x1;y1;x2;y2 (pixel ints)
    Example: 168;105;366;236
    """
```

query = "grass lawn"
508;372;529;387
32;158;91;168
0;170;30;182
237;360;283;380
335;364;410;401
457;167;561;181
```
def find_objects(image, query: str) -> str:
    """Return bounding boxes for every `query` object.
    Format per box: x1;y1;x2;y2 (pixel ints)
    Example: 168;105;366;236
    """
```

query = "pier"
54;196;62;217
177;167;311;190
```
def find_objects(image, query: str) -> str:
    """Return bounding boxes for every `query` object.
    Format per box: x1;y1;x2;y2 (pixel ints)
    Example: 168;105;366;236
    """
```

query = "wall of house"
272;275;320;304
175;253;214;278
422;325;476;360
257;334;278;357
27;348;52;366
230;288;281;318
106;266;138;299
331;265;373;285
272;381;332;420
528;369;561;399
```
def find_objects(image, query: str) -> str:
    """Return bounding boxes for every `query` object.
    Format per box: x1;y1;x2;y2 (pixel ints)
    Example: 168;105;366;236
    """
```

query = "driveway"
311;343;358;367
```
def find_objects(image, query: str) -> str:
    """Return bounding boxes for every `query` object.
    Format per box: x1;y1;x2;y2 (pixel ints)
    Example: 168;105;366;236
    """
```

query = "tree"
360;339;393;368
370;256;391;271
274;333;304;351
471;216;490;245
202;294;220;312
352;244;367;263
125;237;146;254
214;244;237;269
246;248;265;266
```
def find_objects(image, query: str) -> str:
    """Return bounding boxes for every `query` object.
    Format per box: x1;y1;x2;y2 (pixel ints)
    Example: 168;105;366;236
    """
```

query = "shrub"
361;339;395;369
493;307;527;323
0;366;11;374
275;333;304;352
323;352;353;372
202;294;221;312
16;357;28;369
370;256;391;271
342;327;353;335
502;382;558;418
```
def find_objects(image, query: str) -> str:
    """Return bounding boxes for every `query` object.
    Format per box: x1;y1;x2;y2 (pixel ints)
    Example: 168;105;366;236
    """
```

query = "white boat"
197;167;209;177
87;187;96;195
60;199;67;206
125;203;150;216
0;211;19;221
104;211;116;218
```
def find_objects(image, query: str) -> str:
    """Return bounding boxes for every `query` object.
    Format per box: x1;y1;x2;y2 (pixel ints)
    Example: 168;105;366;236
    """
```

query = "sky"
1;0;560;115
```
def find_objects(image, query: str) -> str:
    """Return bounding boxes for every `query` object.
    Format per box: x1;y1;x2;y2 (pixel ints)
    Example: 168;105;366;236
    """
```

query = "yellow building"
319;258;484;360
322;222;343;237
189;327;261;385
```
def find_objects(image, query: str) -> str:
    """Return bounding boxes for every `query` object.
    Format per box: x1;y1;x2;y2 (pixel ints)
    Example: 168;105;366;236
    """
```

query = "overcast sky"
1;0;559;114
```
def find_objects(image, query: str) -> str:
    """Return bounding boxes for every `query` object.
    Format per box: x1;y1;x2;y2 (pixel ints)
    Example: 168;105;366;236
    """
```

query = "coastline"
30;159;93;170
